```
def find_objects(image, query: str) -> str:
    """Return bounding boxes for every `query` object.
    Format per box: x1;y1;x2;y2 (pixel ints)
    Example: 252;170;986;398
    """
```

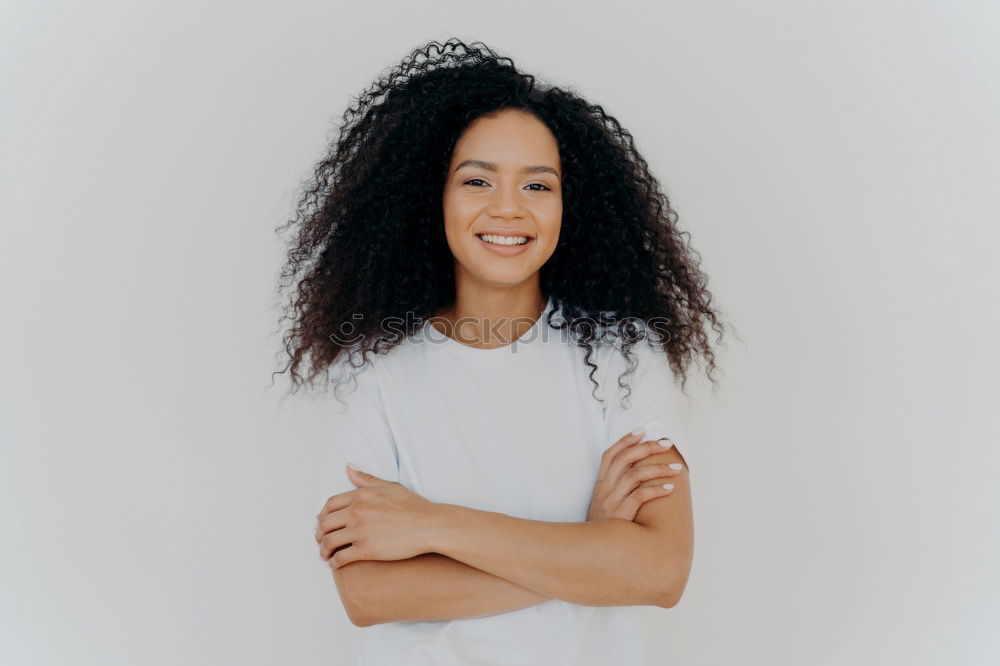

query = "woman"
277;38;727;666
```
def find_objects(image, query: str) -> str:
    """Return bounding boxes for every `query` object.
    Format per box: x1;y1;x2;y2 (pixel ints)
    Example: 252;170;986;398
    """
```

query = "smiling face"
442;109;563;292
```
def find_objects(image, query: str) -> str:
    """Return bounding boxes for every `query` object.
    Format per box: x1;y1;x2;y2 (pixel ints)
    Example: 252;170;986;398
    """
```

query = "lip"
475;229;535;239
475;233;535;256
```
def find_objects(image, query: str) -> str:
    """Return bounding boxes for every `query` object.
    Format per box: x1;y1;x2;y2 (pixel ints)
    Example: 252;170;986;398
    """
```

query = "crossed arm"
332;443;692;627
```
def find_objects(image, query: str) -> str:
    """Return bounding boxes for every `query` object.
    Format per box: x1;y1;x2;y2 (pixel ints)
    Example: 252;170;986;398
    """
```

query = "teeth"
479;234;529;246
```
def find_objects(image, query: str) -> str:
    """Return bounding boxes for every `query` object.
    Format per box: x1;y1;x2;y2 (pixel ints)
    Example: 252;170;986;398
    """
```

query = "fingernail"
346;462;360;471
669;463;683;470
630;428;645;437
662;483;675;490
658;439;673;448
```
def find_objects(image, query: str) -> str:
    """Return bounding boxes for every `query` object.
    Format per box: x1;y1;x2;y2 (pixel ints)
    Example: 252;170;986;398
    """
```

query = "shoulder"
595;335;677;408
331;330;420;378
330;346;376;383
329;346;386;412
598;335;672;378
330;333;427;395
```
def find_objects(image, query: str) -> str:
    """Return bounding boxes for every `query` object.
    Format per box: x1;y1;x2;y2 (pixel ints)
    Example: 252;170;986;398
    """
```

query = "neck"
431;282;548;349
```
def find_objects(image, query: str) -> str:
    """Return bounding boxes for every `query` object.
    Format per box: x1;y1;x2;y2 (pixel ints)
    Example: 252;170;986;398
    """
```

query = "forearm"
340;552;552;626
426;505;668;607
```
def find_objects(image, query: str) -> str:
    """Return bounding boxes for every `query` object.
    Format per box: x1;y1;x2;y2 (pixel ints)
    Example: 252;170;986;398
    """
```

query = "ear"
346;463;388;488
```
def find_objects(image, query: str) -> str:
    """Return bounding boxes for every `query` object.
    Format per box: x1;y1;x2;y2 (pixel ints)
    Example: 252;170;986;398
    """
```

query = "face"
442;109;563;291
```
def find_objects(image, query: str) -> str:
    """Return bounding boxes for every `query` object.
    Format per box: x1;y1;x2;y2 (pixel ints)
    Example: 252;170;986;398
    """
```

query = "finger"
317;490;356;521
320;527;358;561
615;481;673;518
347;465;398;489
625;463;683;487
604;441;680;500
608;438;672;478
315;507;350;543
330;544;363;569
612;438;676;474
597;428;646;480
632;483;675;503
606;463;679;506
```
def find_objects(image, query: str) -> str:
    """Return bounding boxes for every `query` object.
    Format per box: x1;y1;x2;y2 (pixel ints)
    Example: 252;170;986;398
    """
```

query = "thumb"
346;462;385;487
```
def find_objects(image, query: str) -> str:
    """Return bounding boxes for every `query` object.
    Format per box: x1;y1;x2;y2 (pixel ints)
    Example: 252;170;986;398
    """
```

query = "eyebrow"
453;159;560;178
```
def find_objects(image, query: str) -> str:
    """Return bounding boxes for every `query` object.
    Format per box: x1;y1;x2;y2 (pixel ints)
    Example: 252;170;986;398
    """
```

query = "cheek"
537;202;563;242
441;199;476;257
442;193;478;231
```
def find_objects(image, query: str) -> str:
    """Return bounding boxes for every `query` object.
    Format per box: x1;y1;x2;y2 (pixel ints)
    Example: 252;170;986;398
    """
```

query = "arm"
423;442;692;608
333;553;551;627
329;433;688;626
328;438;692;623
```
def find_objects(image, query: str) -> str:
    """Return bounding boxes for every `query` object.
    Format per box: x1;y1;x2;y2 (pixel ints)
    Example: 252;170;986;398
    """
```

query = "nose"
484;182;527;219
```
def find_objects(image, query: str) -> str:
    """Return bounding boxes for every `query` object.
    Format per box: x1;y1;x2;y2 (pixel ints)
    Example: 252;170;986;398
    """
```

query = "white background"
3;1;998;664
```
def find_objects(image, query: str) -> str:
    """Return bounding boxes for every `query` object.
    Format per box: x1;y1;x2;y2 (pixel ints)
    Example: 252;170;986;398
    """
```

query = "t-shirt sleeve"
601;340;693;473
326;355;401;494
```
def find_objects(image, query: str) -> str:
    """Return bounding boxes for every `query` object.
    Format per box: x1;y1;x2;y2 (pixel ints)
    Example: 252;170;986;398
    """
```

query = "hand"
587;428;685;522
314;465;440;569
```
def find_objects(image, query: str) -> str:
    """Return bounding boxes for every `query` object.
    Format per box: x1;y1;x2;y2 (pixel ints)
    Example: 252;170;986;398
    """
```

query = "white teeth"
478;234;529;246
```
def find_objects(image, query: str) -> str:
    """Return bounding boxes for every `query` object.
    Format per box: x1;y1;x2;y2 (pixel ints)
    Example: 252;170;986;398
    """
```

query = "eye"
461;179;552;191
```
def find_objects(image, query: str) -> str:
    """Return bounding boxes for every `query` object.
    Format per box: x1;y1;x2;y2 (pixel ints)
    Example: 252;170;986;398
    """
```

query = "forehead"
450;110;560;167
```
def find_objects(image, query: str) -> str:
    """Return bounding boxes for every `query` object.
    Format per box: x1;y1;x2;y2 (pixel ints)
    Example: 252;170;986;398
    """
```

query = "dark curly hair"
274;38;732;406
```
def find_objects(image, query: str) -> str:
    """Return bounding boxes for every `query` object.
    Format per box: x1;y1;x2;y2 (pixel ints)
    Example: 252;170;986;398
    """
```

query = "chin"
459;262;535;285
476;271;535;287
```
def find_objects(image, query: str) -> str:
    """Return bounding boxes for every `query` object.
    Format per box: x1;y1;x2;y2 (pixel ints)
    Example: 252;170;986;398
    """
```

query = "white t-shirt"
324;296;692;666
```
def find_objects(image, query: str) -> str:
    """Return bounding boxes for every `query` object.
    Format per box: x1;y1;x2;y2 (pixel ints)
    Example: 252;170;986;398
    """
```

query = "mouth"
475;233;534;247
474;232;535;255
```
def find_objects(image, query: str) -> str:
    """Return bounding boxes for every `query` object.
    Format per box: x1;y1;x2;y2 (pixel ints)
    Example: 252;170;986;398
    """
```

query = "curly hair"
274;37;731;406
